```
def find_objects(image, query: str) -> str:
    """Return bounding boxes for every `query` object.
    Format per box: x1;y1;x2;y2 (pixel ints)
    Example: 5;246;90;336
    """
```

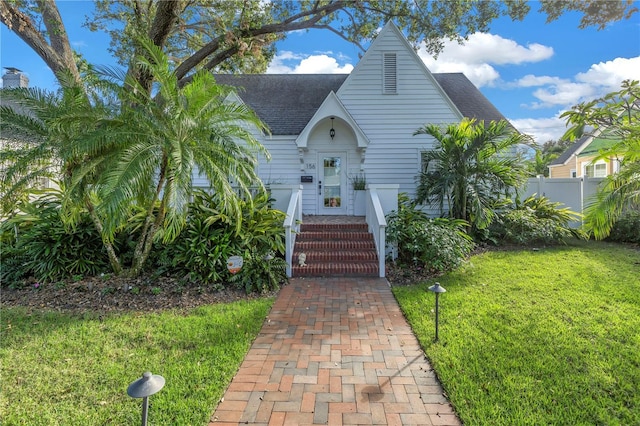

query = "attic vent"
383;52;397;94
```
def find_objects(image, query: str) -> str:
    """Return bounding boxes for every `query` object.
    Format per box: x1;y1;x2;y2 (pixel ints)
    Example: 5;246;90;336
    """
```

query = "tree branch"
37;0;80;83
174;0;346;82
0;0;80;83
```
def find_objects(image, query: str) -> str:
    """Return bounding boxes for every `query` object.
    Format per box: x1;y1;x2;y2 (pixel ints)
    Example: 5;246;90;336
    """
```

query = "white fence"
520;176;605;227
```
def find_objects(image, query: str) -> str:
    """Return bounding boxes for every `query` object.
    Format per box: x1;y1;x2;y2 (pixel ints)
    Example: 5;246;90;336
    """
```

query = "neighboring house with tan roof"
548;129;621;179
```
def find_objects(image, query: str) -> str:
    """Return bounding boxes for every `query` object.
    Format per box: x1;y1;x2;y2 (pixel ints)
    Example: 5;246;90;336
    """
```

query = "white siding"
336;24;461;200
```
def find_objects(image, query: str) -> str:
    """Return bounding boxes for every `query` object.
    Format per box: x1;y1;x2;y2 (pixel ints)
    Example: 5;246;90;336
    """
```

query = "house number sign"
305;163;316;170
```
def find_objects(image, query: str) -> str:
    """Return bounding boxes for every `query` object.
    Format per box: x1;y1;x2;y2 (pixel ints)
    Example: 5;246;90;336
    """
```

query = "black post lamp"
127;371;165;426
427;282;446;342
329;117;335;140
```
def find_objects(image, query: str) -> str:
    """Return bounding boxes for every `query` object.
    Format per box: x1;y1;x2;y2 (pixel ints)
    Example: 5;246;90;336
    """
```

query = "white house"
212;21;509;218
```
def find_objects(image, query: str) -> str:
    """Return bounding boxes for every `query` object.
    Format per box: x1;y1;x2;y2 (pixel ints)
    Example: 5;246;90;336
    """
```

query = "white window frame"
584;161;607;178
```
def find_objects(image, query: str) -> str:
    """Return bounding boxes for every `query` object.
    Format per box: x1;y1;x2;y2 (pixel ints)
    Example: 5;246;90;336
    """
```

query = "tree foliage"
561;79;640;239
2;0;637;90
526;139;575;177
0;37;269;277
415;118;528;232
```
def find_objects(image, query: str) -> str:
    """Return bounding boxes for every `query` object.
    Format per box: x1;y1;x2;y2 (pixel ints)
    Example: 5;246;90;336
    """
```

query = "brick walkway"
210;277;462;426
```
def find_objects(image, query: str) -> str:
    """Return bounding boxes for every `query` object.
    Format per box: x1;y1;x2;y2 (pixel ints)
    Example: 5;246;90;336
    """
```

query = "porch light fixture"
329;117;335;140
127;371;165;426
427;282;446;342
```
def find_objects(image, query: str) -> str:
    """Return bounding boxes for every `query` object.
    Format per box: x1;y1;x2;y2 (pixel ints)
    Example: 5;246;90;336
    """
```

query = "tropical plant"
386;194;474;273
414;118;529;233
561;79;640;239
162;189;286;288
607;209;640;244
490;194;585;245
349;173;367;190
228;251;288;294
0;189;110;285
81;38;269;276
1;37;270;278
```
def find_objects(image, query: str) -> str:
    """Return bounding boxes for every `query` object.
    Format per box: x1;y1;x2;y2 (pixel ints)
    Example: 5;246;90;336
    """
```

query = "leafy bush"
162;189;287;290
607;209;640;244
0;192;110;285
490;194;584;245
229;251;288;294
386;194;474;273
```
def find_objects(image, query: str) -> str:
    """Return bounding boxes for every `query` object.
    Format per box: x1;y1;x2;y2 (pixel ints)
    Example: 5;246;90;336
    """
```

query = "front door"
318;153;347;215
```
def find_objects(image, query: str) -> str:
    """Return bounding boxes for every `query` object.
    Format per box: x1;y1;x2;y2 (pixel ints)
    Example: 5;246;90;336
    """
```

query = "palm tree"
1;37;270;277
1;77;125;274
67;38;270;276
414;118;528;232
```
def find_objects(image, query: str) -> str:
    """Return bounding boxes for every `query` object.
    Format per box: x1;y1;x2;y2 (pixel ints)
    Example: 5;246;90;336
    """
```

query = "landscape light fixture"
427;282;446;342
330;117;335;140
127;371;165;426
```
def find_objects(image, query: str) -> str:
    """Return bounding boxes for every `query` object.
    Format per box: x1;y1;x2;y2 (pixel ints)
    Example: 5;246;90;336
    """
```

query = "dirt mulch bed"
1;253;495;315
1;274;278;315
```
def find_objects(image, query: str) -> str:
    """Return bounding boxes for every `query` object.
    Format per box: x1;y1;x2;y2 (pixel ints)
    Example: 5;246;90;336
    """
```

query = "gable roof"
214;73;506;135
549;127;620;166
578;133;620;157
214;74;347;135
549;136;589;166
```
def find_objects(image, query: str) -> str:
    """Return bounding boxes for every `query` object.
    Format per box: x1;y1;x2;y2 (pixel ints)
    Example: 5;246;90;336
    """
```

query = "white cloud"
530;82;597;108
508;115;570;145
267;51;353;74
515;75;565;88
514;56;640;111
576;56;640;89
418;33;554;87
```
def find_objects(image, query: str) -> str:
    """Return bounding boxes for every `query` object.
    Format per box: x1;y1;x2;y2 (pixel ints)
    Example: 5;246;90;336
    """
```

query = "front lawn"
0;299;273;425
393;241;640;425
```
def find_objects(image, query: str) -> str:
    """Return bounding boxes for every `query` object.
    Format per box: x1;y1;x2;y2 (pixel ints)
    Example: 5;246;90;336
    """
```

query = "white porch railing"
365;187;387;277
277;185;303;277
271;183;397;278
365;184;400;277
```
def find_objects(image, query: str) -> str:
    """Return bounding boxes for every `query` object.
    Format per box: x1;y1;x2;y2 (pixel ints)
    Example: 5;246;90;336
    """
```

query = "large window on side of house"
585;162;606;178
383;52;397;94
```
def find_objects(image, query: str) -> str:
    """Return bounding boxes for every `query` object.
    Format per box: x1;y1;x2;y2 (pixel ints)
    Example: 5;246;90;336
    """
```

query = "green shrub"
162;189;287;289
0;192;110;285
490;195;584;245
607;209;640;244
229;251;288;294
386;194;474;273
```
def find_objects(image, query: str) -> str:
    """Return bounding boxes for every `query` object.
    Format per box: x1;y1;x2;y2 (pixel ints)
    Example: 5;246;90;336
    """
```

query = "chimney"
2;67;29;88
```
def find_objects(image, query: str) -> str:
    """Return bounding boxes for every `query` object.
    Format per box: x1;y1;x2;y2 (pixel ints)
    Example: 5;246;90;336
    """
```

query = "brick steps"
292;222;379;277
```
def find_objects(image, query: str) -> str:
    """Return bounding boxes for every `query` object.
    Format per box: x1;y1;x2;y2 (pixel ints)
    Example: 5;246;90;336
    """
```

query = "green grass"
0;298;273;425
393;241;640;425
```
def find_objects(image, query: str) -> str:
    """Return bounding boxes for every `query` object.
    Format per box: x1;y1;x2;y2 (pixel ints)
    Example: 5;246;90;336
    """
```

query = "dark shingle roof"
432;73;507;124
214;74;347;135
549;135;590;166
214;73;506;135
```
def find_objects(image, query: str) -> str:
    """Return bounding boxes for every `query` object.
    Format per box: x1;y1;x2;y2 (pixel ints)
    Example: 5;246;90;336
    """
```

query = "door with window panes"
318;153;347;214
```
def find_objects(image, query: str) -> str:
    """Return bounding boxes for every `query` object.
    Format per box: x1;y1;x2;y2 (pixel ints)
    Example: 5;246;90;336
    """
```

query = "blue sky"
2;1;639;144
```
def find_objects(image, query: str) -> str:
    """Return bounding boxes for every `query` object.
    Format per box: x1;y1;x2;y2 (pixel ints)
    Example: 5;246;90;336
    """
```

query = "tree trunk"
0;0;80;84
86;198;122;275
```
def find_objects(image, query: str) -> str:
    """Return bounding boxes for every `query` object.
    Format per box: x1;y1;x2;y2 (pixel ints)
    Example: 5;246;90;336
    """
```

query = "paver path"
210;277;462;426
